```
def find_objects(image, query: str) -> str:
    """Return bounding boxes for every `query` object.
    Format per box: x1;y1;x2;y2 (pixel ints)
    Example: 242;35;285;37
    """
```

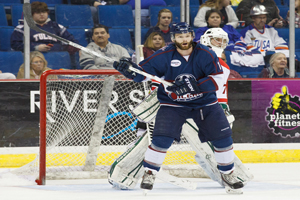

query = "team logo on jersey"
165;74;203;102
170;59;181;67
265;86;300;138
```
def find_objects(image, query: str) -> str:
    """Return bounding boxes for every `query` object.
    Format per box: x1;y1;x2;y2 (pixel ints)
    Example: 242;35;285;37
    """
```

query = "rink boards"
0;143;299;168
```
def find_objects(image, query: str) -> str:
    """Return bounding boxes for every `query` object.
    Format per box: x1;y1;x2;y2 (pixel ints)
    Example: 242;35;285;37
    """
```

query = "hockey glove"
167;76;200;96
272;86;297;113
113;57;144;82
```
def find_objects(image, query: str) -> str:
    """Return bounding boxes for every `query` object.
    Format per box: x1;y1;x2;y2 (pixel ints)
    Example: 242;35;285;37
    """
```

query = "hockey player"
199;28;233;127
113;22;244;194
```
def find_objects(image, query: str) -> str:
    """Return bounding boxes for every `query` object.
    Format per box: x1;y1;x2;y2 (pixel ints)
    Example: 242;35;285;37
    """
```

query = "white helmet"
200;28;229;57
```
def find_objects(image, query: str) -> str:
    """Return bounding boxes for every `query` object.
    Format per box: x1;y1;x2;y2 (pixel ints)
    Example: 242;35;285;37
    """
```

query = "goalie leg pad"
182;119;254;186
108;133;149;189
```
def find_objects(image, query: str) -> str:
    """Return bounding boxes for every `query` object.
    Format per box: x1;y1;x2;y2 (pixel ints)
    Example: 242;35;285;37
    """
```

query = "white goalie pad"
132;89;159;123
108;134;148;189
108;133;197;190
182;119;254;186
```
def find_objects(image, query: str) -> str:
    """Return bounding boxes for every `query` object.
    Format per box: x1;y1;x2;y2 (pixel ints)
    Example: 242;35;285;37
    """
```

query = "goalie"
110;24;252;194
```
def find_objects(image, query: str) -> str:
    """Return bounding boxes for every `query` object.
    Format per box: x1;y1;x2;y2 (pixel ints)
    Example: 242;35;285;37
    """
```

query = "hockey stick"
22;3;172;87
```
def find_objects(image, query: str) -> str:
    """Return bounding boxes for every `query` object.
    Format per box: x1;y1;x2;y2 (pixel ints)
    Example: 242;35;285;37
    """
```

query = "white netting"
12;73;206;182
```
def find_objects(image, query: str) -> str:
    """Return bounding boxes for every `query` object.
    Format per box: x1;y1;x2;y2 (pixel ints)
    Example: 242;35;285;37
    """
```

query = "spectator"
17;51;56;79
144;9;172;44
11;2;79;55
286;0;300;28
240;5;289;58
193;0;238;28
0;71;16;79
126;0;166;27
258;52;294;78
194;9;247;52
70;0;129;24
236;0;284;28
80;24;130;69
142;32;166;59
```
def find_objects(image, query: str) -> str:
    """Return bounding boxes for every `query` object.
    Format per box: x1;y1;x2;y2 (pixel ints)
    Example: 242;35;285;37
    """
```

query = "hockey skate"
140;170;156;193
221;170;244;194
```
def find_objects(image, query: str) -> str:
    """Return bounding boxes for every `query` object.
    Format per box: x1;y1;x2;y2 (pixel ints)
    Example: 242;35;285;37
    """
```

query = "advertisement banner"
1;80;300;147
252;80;300;143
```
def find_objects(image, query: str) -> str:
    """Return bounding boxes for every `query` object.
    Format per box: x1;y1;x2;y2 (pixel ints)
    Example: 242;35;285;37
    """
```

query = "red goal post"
39;69;121;185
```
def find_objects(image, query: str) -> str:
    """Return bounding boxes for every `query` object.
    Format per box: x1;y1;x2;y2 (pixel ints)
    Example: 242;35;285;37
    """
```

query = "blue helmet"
170;22;194;40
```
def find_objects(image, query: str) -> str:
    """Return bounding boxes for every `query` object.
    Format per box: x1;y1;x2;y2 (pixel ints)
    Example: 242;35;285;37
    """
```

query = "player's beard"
175;40;193;50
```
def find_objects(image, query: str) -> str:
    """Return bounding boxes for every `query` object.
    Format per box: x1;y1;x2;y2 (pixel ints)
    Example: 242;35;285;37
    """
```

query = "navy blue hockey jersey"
138;42;224;109
10;19;78;52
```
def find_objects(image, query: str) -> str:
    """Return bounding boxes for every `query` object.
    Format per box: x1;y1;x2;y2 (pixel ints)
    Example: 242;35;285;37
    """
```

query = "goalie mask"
200;28;229;57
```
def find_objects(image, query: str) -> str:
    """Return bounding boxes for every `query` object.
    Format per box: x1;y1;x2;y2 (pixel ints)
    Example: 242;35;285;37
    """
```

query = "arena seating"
190;5;199;27
278;5;289;19
55;5;93;29
67;28;89;47
11;4;23;27
0;27;14;51
109;28;133;50
98;5;135;29
0;51;23;76
0;4;8;27
164;0;199;6
0;0;21;7
42;51;72;69
277;28;300;50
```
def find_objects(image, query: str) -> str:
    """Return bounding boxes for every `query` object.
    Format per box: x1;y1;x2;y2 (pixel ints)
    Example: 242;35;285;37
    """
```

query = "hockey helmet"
200;28;229;57
250;5;268;16
170;22;194;40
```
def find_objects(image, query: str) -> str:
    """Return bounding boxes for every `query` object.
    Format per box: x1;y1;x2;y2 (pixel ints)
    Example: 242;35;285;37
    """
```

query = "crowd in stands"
0;0;299;79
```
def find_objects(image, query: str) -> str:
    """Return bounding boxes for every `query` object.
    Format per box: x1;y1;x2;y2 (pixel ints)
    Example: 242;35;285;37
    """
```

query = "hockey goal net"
12;69;205;185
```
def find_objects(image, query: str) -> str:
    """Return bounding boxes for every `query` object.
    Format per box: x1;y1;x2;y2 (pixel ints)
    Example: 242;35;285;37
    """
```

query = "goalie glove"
113;57;144;82
220;103;235;128
167;76;200;96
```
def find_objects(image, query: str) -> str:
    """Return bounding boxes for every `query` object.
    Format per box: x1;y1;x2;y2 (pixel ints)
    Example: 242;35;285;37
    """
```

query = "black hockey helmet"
170;22;194;40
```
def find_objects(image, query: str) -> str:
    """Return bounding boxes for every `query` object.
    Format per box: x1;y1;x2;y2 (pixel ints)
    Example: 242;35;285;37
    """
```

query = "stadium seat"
190;5;199;28
295;50;300;60
11;4;23;27
278;5;289;19
274;0;289;6
0;0;21;6
0;51;23;76
30;0;64;7
164;0;199;6
42;51;72;70
277;28;300;50
98;5;134;29
141;27;149;44
149;6;180;27
0;27;14;51
240;71;260;78
109;28;133;51
0;4;8;27
55;5;93;29
67;28;89;47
